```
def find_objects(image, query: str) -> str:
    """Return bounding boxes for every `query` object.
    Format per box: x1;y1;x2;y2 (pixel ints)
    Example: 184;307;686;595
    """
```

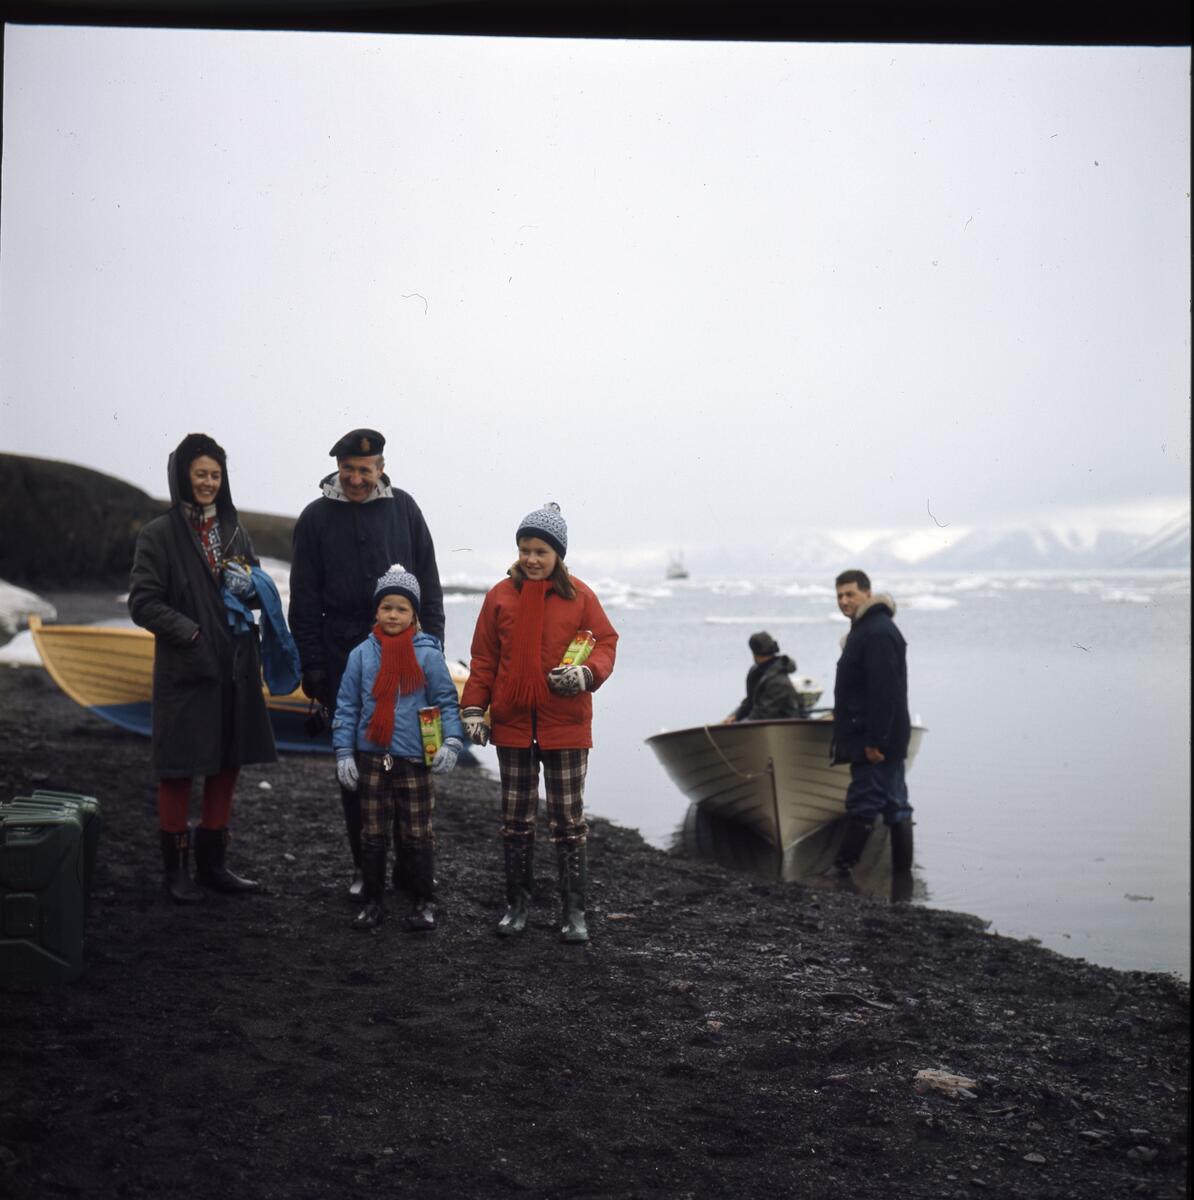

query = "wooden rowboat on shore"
26;615;467;755
645;717;926;853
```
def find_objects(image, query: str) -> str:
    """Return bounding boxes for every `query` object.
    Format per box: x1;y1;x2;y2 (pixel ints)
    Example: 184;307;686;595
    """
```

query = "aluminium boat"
646;716;925;853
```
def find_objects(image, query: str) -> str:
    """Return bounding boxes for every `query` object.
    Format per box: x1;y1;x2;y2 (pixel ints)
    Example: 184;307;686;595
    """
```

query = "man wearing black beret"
289;428;445;898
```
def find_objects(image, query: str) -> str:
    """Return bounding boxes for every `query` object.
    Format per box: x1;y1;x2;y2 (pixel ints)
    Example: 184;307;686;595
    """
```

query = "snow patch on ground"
0;580;57;637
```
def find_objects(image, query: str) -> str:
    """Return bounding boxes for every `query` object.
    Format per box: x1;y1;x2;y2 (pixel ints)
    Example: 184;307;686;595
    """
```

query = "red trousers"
157;769;239;833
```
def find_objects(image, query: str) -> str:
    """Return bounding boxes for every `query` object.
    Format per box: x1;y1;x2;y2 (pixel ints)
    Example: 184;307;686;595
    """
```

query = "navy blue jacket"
831;596;910;764
288;474;444;713
331;630;464;760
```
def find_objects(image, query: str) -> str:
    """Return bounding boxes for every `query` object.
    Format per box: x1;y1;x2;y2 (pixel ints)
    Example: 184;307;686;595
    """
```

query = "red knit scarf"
366;625;425;747
501;578;550;711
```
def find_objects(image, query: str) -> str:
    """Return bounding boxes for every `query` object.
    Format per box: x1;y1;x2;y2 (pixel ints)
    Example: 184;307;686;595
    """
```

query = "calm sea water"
441;570;1191;980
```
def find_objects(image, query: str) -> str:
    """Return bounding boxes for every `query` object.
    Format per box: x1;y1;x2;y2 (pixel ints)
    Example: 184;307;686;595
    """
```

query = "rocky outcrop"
0;453;295;587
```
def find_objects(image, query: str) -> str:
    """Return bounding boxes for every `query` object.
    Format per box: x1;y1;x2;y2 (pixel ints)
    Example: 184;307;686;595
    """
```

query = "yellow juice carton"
559;630;596;668
418;706;443;765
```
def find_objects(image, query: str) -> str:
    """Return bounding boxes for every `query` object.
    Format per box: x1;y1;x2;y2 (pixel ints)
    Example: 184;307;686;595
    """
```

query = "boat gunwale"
645;716;928;747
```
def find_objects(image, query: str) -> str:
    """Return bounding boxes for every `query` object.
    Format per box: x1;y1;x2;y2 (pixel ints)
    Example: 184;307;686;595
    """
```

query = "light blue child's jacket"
332;630;464;759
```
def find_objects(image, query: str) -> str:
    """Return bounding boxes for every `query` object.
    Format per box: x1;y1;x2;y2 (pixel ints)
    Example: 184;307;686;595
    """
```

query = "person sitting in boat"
723;631;802;723
331;564;464;932
459;502;619;944
128;433;279;903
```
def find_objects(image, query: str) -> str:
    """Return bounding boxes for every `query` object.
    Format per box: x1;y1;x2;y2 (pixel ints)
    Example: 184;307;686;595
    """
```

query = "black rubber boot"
351;844;387;930
160;830;205;904
342;786;365;902
393;842;416;899
890;870;915;904
495;837;534;937
828;816;874;890
194;827;260;892
557;842;589;945
402;844;437;932
889;818;914;873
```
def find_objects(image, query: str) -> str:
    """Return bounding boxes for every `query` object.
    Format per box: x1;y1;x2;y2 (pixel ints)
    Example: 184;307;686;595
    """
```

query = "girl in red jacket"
460;503;618;943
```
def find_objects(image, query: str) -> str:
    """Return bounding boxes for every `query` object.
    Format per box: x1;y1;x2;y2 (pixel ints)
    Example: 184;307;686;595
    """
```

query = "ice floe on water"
901;594;960;611
703;614;840;626
778;582;836;598
1099;588;1153;604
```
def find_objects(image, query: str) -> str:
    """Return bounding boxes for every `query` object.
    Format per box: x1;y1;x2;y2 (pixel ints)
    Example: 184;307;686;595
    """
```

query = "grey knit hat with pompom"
516;501;568;559
373;562;421;614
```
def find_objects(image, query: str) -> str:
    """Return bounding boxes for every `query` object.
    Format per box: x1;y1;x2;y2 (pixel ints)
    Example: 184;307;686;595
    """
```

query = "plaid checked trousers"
495;745;589;845
357;752;435;850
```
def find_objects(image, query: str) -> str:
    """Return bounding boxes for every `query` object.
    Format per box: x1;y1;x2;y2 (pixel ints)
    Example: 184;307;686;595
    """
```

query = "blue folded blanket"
223;566;302;696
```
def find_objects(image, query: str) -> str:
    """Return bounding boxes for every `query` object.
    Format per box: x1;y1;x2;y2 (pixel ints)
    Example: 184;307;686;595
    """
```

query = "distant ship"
665;552;689;580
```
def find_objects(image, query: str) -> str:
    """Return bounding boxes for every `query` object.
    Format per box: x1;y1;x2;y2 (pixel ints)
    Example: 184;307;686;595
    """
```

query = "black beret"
329;429;385;458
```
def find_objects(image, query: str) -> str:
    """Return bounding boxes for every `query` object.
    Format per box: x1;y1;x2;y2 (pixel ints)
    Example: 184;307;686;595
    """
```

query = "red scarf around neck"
366;624;426;747
502;578;550;711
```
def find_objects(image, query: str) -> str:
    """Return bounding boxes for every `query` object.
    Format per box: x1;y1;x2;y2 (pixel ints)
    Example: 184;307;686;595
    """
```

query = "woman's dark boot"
160;830;205;904
194;827;260;892
557;842;589;944
351;844;387;930
403;844;437;932
495;837;533;937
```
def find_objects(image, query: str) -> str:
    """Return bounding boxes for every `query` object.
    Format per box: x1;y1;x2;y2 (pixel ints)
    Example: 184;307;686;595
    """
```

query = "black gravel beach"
0;595;1189;1200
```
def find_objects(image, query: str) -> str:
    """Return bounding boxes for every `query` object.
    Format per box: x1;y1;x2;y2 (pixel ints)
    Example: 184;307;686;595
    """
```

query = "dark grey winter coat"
128;442;277;778
734;654;802;721
288;472;444;716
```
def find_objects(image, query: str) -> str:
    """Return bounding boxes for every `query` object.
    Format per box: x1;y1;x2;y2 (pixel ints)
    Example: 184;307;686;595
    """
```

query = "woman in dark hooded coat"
129;433;276;902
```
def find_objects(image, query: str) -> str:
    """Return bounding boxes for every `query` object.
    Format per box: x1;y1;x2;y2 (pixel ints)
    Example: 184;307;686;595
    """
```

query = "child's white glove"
335;751;359;792
461;707;490;746
431;737;463;775
547;665;592;696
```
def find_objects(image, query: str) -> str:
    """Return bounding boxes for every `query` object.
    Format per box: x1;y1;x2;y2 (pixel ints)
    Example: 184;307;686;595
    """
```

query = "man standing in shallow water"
830;569;914;884
289;429;445;899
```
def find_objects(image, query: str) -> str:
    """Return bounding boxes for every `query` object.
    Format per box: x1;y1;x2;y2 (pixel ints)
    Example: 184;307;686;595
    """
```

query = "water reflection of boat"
27;615;467;755
645;717;926;852
674;802;917;898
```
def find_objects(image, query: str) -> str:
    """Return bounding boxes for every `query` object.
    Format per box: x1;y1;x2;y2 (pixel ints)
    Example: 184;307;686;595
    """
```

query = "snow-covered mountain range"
672;512;1191;577
857;520;1188;571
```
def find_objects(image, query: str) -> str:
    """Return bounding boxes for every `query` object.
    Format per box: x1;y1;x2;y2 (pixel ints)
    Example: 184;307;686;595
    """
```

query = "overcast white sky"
1;27;1189;576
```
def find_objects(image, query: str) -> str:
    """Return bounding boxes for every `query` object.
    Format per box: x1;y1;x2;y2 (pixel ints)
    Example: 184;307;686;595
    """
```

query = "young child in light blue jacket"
332;564;464;932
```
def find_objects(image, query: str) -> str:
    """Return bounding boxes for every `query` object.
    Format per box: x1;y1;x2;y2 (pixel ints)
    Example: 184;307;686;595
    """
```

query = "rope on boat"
700;725;774;782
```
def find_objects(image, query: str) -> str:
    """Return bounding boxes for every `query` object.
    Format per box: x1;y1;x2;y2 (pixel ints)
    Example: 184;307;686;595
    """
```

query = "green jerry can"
25;791;102;909
0;803;87;984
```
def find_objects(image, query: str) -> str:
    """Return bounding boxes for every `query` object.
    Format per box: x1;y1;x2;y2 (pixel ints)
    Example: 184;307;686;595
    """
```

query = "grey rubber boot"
496;837;534;937
557;842;589;944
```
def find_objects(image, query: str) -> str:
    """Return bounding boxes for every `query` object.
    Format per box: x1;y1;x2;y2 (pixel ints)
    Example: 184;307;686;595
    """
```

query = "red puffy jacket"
461;574;618;749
